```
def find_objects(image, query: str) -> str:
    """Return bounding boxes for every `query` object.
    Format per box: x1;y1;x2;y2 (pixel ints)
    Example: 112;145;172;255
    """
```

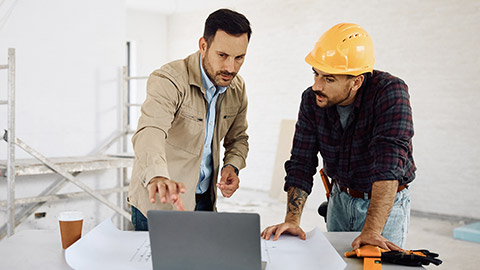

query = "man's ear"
199;37;207;55
352;75;364;91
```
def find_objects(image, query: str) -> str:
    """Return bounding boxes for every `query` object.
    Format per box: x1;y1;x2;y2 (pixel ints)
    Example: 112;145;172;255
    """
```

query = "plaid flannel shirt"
285;70;416;194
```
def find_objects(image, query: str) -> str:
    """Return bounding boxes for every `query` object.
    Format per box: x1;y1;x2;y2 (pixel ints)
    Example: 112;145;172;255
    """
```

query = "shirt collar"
200;58;228;94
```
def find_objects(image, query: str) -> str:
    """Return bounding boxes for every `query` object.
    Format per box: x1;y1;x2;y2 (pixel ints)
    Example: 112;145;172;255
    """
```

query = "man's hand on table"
261;222;306;241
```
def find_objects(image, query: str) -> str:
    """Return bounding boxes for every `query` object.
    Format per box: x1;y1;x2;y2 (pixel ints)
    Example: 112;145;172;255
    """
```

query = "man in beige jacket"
127;9;252;231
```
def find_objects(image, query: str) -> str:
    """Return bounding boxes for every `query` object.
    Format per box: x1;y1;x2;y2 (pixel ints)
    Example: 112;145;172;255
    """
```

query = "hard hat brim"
305;53;373;77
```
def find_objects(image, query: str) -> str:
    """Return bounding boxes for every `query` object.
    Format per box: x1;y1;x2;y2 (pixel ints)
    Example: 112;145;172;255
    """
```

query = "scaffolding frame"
0;48;147;238
1;48;15;237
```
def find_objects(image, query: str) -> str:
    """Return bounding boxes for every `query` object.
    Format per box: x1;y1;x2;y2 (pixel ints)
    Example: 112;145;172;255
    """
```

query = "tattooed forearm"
285;186;308;225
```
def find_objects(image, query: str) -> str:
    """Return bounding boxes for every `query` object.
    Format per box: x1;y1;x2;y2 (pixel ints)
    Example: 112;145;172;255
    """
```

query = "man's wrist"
285;216;300;226
222;163;239;175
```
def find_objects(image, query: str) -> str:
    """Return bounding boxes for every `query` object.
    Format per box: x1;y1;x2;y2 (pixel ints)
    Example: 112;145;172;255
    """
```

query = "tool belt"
345;245;442;269
336;182;408;199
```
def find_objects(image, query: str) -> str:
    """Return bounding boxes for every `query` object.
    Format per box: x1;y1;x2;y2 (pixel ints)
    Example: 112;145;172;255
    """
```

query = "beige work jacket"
127;51;249;216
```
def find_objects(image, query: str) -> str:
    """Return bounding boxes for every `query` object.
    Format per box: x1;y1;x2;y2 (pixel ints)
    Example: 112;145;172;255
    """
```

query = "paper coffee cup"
58;211;83;249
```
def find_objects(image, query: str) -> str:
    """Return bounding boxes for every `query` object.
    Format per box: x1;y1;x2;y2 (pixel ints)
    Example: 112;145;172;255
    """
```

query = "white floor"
217;187;480;270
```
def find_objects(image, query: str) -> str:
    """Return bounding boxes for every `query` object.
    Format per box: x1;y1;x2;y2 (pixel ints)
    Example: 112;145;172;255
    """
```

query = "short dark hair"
203;9;252;46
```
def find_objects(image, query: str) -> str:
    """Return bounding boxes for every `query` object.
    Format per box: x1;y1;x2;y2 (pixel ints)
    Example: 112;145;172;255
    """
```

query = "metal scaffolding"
0;48;147;238
0;48;15;237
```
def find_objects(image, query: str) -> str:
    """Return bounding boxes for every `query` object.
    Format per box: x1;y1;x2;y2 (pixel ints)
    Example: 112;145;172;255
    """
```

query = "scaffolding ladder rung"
0;100;7;105
0;155;134;177
0;65;8;69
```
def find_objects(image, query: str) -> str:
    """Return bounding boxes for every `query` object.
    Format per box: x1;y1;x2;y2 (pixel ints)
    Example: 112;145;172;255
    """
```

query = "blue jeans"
326;183;411;248
131;189;214;231
131;206;149;231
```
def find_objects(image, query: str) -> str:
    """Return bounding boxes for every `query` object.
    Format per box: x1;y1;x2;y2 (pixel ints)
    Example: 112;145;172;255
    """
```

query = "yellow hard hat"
305;23;375;76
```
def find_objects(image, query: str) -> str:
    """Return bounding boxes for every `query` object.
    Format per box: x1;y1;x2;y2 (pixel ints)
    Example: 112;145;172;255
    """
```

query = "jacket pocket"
167;106;205;156
218;106;240;139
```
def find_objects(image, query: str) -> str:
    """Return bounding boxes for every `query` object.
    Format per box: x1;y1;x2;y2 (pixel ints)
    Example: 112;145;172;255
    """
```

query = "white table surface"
0;230;423;270
0;230;71;270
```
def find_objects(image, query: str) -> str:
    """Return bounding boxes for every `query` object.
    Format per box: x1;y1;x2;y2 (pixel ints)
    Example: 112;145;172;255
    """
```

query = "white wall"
0;0;127;232
126;10;168;76
128;0;480;219
125;10;169;142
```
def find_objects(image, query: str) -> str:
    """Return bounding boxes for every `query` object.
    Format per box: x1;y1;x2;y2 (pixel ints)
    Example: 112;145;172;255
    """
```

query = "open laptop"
147;210;262;270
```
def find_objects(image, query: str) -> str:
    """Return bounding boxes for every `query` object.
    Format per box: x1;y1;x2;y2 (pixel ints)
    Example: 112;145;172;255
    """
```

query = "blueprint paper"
261;227;346;270
66;219;345;270
65;219;151;270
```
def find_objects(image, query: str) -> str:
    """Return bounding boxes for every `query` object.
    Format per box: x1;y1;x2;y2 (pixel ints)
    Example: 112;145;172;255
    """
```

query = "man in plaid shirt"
262;23;415;251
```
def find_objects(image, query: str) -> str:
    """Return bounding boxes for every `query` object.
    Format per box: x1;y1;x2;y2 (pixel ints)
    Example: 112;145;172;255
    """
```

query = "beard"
202;54;237;87
314;87;353;108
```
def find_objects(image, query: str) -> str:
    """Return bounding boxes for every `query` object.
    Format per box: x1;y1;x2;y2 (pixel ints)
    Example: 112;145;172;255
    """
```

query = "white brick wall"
129;0;480;219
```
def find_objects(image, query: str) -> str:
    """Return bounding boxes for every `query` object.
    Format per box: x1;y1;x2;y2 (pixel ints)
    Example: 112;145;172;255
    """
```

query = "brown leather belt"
338;184;408;199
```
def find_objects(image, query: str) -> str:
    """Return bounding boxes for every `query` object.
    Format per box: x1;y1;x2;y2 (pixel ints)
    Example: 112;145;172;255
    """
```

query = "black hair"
203;9;252;46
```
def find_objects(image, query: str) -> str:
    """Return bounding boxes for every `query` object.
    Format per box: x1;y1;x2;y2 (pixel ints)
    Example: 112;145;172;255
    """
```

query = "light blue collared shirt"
196;59;227;194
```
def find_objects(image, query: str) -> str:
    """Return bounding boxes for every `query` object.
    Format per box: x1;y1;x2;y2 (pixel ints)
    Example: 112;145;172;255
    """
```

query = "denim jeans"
131;206;149;231
131;189;214;231
326;183;411;248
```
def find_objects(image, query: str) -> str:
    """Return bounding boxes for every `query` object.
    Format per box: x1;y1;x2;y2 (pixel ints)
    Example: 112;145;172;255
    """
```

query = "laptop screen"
147;210;262;270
